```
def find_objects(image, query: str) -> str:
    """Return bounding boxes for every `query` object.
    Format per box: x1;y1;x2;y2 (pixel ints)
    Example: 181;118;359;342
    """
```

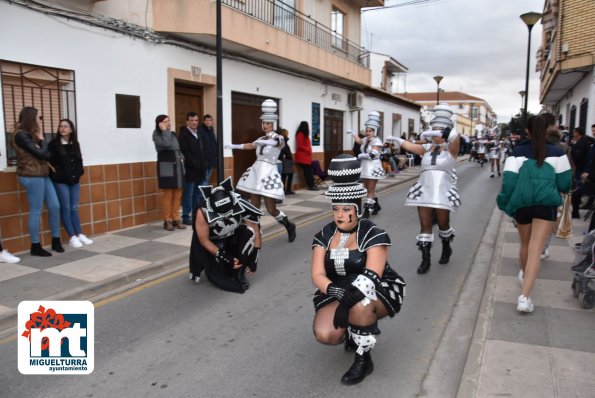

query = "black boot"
278;216;296;242
341;351;374;385
235;268;249;291
417;242;432;274
52;237;64;253
439;238;453;265
372;197;381;215
31;243;52;257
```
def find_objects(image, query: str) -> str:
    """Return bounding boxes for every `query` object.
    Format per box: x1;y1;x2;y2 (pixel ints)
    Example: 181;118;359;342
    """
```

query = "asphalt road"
0;160;502;398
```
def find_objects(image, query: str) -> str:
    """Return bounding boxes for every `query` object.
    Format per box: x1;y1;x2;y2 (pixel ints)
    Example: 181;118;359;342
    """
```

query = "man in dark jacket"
570;127;591;218
179;112;206;225
198;114;218;185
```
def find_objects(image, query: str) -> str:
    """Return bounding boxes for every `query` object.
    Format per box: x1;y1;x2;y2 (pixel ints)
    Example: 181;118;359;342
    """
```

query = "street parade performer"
386;103;460;274
347;111;386;218
188;177;263;293
225;99;296;242
311;154;406;385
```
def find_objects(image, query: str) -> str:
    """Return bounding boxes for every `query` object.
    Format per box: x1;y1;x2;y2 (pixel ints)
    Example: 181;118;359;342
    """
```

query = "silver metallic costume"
236;133;285;200
405;144;461;212
360;136;386;180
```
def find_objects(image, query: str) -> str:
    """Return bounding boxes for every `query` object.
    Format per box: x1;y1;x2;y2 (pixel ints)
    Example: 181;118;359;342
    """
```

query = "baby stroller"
571;230;595;309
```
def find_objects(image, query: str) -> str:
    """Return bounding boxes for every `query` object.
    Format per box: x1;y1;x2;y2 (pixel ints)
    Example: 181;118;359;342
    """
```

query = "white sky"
361;0;545;123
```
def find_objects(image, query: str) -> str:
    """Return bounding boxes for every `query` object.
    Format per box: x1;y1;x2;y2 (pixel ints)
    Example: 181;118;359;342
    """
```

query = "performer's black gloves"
326;283;346;300
247;247;260;272
333;286;365;329
441;127;452;141
215;250;234;267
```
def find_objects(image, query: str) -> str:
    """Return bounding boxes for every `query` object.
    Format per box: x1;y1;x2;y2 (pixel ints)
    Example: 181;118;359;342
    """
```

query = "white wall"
557;68;594;135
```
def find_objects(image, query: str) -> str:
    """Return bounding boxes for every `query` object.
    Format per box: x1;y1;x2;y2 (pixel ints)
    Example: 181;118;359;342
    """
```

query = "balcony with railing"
221;0;370;68
152;0;373;86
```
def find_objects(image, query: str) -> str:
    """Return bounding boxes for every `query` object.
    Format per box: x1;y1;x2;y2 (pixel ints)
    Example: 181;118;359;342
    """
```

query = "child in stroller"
571;230;595;309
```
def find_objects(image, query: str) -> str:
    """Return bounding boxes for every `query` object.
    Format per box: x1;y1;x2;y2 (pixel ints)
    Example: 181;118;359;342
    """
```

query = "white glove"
446;129;459;143
346;130;356;137
385;136;404;146
253;139;277;147
358;153;371;160
420;130;442;140
224;144;244;150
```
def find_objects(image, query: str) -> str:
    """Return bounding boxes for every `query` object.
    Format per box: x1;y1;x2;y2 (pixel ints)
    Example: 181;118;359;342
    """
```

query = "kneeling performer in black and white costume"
311;154;406;385
188;177;263;293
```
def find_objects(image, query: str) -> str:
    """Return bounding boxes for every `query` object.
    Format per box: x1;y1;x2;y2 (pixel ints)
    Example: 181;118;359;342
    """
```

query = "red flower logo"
21;305;72;350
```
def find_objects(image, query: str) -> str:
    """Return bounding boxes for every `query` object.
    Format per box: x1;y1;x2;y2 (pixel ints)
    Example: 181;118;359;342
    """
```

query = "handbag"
282;159;295;174
554;193;573;238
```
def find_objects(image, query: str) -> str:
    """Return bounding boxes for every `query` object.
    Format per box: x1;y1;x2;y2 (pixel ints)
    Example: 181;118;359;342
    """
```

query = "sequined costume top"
311;219;405;316
405;144;461;211
360;136;386;179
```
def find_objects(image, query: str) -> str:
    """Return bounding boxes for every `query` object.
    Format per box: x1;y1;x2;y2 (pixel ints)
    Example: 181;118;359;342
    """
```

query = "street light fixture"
520;11;542;129
433;75;443;104
518;90;526;112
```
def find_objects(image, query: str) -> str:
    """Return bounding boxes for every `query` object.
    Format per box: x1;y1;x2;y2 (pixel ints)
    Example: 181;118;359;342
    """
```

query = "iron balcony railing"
221;0;370;67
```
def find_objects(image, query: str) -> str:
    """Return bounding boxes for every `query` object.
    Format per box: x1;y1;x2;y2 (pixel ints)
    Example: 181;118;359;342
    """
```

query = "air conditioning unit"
348;92;364;109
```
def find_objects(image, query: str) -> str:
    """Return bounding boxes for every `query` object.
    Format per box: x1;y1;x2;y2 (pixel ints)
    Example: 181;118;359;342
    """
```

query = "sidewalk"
0;162;427;332
458;210;595;397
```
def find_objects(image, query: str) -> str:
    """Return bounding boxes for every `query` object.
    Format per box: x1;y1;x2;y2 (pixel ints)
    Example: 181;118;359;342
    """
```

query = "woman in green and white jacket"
497;115;572;313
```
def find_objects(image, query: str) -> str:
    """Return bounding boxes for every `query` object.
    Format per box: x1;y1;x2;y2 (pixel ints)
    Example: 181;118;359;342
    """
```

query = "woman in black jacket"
49;119;93;248
153;115;186;231
278;128;295;195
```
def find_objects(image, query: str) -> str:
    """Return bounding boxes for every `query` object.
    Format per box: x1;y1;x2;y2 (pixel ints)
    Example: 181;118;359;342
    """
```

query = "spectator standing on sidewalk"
386;103;460;274
0;149;20;263
49;119;93;248
198;114;218;184
12;107;64;256
178;112;206;225
153;114;186;231
225;99;297;243
497;115;572;313
278;128;295;195
570;126;591;218
294;121;318;191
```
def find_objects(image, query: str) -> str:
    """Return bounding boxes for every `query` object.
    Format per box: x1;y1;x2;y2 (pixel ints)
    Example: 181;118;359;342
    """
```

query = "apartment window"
569;105;576;133
331;7;346;50
115;94;141;128
471;106;478;119
579;98;588;132
1;61;76;166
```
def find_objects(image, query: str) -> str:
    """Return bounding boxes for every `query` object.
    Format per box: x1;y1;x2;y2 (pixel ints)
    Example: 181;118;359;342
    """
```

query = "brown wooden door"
323;108;344;168
174;84;203;134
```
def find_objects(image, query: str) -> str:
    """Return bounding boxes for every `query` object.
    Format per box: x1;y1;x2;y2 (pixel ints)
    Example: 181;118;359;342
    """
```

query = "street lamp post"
520;12;542;129
433;75;443;105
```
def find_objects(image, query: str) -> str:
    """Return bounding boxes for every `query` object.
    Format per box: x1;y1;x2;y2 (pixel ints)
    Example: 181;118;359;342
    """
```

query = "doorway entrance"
174;83;203;134
323;108;344;167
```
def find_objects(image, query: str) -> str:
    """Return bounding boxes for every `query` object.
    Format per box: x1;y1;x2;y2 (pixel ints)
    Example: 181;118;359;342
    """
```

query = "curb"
418;204;502;397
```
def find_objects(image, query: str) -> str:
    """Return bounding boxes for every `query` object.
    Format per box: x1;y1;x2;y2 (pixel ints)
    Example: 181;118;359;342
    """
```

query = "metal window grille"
1;60;76;166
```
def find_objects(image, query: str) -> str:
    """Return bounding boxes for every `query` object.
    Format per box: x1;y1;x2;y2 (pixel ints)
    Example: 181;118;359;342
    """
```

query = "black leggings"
418;207;450;233
299;163;315;188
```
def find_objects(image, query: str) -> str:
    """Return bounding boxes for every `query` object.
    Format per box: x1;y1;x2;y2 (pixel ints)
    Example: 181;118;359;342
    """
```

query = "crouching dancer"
311;154;406;385
188;177;263;293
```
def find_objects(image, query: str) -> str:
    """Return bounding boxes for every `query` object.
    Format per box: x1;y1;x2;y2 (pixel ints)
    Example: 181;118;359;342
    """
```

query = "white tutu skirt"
236;160;285;200
361;158;386;180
